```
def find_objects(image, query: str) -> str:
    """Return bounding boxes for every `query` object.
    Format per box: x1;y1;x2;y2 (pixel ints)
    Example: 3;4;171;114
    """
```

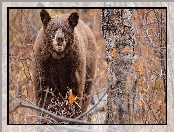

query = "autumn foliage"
8;9;166;124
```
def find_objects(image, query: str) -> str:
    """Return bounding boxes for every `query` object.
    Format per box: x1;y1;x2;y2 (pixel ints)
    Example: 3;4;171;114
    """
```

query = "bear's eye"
52;29;57;33
52;30;55;33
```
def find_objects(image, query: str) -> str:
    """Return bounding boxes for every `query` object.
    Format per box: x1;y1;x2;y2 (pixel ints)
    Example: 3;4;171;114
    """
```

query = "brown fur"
33;9;97;118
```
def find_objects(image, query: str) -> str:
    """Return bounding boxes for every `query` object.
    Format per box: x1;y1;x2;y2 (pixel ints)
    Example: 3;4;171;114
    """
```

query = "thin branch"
75;86;109;119
9;54;35;61
9;92;94;124
17;115;58;124
20;103;93;124
18;94;36;106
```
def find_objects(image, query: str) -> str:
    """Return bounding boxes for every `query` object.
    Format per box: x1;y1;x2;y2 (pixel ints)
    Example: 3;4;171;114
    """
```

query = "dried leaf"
22;85;27;95
111;48;117;58
20;46;24;50
138;67;144;74
140;9;145;19
18;40;21;44
9;89;15;96
68;89;77;104
144;88;149;92
158;100;162;105
121;28;124;34
133;54;138;59
140;101;145;107
133;16;136;23
122;47;131;53
136;30;141;35
156;78;162;89
139;86;143;92
132;64;136;70
92;117;96;122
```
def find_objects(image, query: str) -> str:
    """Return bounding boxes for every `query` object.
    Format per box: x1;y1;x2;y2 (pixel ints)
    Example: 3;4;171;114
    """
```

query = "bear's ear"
40;9;51;25
68;12;79;28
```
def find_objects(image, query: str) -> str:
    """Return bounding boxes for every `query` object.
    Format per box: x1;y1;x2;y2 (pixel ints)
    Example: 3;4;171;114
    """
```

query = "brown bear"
33;9;97;121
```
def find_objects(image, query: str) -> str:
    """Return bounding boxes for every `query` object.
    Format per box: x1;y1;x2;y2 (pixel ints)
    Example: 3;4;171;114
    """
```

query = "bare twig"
75;85;109;119
9;92;94;124
9;54;34;61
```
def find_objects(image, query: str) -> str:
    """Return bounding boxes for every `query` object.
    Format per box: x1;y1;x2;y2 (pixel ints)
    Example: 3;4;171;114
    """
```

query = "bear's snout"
57;36;64;45
52;30;66;52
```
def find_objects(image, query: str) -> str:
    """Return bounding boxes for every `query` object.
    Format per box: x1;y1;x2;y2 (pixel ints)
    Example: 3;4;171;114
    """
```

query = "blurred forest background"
8;8;166;124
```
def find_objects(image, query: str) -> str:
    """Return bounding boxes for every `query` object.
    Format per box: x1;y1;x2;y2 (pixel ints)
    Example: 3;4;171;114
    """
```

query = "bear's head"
40;9;79;59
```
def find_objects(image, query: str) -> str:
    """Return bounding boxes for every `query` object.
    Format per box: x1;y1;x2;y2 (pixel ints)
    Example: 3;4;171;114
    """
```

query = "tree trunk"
101;9;134;124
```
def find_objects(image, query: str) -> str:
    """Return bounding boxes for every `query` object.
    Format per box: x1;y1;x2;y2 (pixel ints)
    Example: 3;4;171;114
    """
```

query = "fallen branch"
9;92;94;124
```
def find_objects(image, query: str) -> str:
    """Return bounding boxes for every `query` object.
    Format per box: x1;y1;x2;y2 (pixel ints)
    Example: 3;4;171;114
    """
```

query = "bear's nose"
57;37;63;42
57;36;64;44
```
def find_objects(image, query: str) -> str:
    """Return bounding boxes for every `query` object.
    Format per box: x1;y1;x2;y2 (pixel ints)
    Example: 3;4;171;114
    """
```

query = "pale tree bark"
101;9;134;124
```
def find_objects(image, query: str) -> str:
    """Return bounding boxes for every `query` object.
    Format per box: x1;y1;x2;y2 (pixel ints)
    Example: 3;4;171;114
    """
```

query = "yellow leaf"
9;89;15;96
156;78;162;89
158;100;162;105
92;117;96;122
22;85;28;95
22;85;26;89
144;88;148;92
19;61;23;67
